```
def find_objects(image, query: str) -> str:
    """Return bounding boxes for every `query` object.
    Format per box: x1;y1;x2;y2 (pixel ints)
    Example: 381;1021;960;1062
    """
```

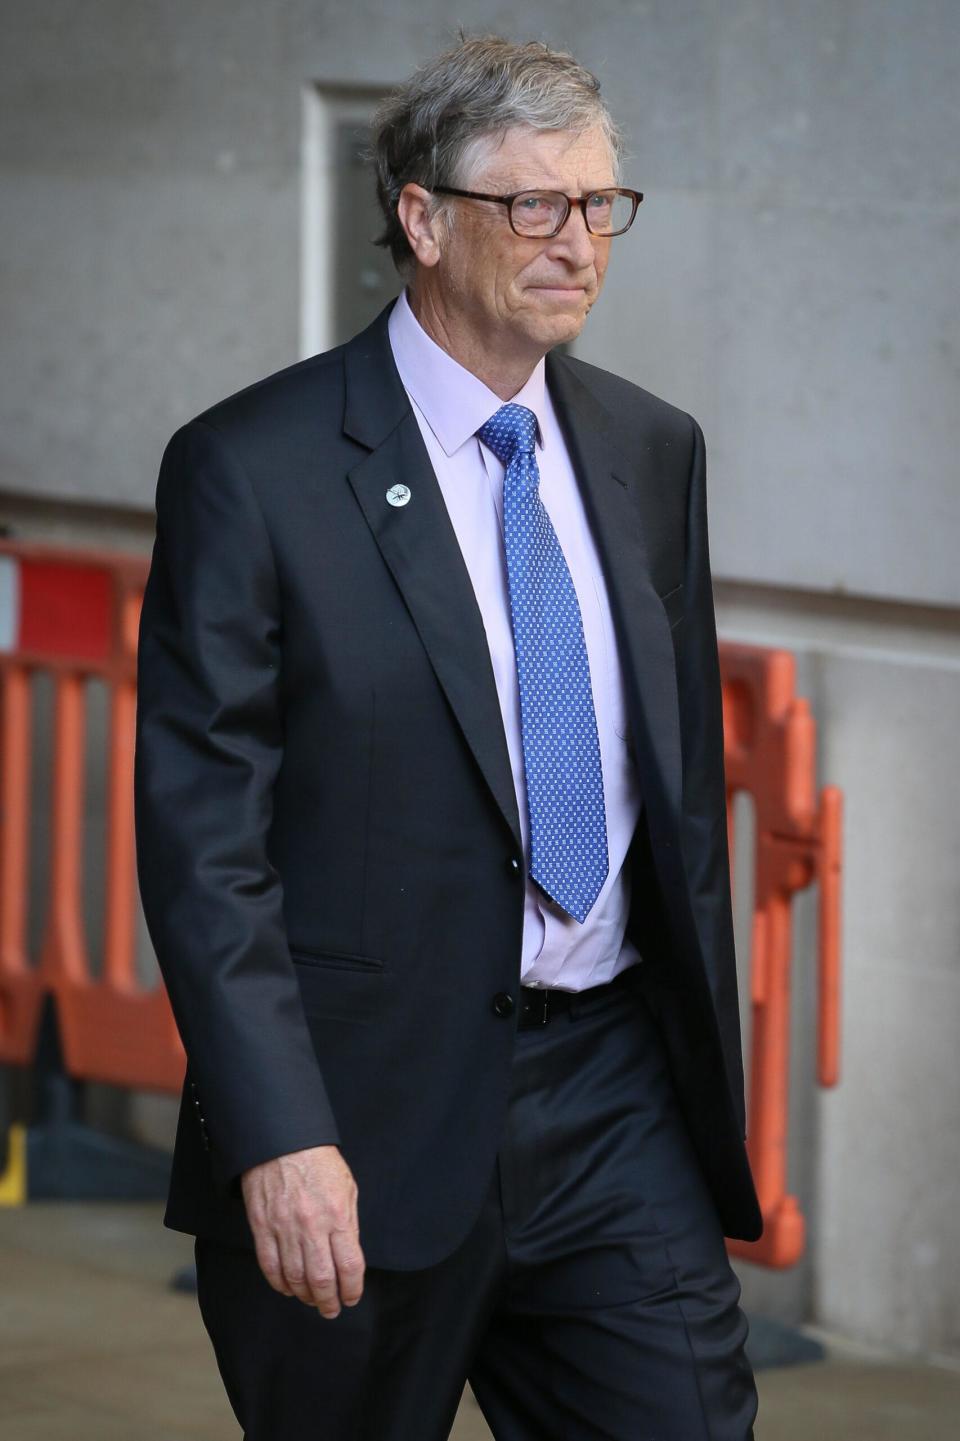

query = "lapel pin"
386;484;411;508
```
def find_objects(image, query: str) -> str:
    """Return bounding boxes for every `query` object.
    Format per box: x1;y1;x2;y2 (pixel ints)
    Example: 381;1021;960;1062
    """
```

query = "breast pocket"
289;948;384;1025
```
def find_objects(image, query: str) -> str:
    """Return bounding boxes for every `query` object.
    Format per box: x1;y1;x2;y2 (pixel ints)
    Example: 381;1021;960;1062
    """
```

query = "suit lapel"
342;308;523;852
546;352;683;831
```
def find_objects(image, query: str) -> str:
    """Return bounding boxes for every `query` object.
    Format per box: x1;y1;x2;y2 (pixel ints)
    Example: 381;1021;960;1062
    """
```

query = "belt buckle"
522;987;551;1026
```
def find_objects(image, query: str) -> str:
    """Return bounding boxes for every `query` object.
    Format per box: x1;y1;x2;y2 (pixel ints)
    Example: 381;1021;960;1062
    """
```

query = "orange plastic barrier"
722;644;843;1268
0;541;184;1094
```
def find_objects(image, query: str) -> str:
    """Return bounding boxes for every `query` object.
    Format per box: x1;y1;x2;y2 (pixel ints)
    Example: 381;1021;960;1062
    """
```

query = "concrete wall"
2;2;958;1358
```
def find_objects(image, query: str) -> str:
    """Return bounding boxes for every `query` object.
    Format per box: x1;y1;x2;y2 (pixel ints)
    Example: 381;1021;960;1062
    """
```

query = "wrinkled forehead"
459;124;618;191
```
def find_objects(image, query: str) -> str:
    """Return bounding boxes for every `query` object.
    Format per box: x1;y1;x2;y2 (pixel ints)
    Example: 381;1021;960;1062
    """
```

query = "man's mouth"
528;284;589;296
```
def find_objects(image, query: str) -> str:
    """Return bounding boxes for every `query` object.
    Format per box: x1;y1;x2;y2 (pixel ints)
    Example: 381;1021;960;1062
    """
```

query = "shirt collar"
387;288;547;458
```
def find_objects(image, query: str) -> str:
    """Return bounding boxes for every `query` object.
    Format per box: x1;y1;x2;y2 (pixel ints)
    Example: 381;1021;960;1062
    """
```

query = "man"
135;34;762;1441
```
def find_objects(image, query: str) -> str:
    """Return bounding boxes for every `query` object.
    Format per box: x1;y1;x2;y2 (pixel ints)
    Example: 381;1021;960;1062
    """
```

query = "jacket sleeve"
134;418;341;1187
676;415;747;1137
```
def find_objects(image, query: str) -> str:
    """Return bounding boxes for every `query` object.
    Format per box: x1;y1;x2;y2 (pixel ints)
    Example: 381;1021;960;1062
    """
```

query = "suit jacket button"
492;992;515;1018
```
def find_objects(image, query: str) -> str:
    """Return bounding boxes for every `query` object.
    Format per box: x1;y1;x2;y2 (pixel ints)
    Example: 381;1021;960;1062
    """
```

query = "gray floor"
1;1202;958;1439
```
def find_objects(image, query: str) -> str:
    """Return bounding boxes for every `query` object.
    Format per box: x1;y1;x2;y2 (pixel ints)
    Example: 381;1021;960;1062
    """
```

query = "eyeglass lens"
510;190;635;236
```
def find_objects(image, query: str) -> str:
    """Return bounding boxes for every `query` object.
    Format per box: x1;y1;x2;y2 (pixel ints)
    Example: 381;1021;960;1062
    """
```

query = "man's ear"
397;183;444;269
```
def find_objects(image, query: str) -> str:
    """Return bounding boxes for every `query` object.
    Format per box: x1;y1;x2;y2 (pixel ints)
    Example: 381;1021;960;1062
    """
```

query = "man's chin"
521;304;590;350
543;312;589;349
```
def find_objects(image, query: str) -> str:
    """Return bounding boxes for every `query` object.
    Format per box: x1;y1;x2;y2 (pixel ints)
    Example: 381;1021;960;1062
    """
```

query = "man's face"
430;124;617;359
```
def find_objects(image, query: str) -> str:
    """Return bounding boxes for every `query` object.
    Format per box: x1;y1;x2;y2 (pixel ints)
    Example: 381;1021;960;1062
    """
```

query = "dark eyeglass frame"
430;185;644;238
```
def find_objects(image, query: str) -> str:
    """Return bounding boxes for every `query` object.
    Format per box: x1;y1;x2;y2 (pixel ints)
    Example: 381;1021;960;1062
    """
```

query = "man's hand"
240;1145;364;1318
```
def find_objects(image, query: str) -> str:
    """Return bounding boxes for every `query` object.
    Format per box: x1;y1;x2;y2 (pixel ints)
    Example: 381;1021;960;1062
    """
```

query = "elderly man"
135;34;761;1441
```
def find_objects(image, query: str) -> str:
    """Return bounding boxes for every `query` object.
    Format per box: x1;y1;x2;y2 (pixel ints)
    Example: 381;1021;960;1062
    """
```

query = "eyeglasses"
431;186;643;238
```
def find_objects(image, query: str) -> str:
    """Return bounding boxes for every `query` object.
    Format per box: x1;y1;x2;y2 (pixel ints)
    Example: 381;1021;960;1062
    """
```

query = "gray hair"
370;34;623;272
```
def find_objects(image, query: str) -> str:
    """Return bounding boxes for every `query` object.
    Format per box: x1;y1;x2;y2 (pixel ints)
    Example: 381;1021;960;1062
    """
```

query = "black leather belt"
517;964;639;1029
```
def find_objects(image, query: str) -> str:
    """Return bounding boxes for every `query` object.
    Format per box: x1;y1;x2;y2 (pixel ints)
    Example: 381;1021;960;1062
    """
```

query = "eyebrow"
474;175;617;192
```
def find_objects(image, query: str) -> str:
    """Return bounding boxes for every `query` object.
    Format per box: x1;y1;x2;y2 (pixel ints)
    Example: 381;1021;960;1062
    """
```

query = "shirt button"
492;992;515;1018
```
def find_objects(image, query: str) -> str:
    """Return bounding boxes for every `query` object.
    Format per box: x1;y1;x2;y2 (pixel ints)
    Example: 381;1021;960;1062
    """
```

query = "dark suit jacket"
134;300;762;1271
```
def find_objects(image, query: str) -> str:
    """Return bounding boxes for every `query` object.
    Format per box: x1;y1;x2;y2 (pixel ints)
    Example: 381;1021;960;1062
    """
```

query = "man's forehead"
467;124;615;188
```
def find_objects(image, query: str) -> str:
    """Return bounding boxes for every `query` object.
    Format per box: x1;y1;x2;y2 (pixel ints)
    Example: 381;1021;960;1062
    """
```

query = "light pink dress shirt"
388;289;643;991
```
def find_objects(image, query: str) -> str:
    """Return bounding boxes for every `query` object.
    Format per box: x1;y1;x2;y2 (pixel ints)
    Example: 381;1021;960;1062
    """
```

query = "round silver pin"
386;483;411;508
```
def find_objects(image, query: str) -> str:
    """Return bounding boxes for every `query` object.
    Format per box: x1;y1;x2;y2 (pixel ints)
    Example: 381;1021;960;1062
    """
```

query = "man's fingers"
302;1235;342;1316
252;1231;292;1297
329;1226;366;1308
277;1230;314;1306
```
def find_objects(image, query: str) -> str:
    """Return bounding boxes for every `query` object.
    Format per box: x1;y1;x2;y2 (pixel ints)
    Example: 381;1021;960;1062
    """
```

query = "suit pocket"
289;948;384;1023
289;947;383;972
658;582;685;631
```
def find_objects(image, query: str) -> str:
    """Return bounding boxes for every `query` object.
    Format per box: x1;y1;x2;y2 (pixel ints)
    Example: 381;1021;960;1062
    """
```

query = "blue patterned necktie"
477;403;609;923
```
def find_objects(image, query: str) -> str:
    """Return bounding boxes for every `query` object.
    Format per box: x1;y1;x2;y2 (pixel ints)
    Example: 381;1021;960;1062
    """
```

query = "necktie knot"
477;403;538;467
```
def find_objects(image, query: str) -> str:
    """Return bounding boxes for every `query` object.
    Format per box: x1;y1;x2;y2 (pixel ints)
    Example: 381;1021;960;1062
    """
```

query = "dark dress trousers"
134;298;762;1436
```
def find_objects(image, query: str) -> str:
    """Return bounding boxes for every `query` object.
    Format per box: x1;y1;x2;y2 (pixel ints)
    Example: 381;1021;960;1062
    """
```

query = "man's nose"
548;203;599;267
